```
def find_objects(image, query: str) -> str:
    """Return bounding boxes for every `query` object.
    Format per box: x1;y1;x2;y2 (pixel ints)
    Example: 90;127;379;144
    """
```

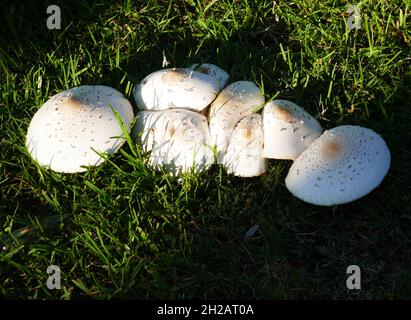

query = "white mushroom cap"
133;68;220;112
189;63;229;91
132;109;214;176
285;125;391;206
223;114;267;177
263;100;322;160
208;81;265;163
26;85;134;173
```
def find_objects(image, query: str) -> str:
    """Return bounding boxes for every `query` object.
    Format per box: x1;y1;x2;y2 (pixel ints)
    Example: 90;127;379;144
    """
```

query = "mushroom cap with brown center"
263;100;323;160
133;67;221;112
132;109;214;176
285;125;391;206
223;113;267;177
26;85;134;173
208;81;265;163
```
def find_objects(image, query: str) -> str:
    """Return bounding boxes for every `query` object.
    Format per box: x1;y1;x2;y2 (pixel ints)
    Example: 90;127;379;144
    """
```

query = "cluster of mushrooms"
26;63;391;206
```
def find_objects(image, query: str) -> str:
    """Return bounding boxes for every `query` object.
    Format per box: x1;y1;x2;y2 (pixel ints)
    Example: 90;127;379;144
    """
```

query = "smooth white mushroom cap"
263;100;322;160
133;68;220;112
285;125;391;206
26;86;134;173
189;63;229;91
133;109;214;176
208;81;265;163
223;114;267;177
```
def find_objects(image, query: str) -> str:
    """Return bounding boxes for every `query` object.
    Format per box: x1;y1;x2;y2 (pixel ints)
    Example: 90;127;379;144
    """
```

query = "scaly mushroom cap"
190;63;229;91
223;114;267;177
133;109;214;176
26;86;134;173
208;81;265;163
263;100;322;160
285;125;391;206
133;68;220;112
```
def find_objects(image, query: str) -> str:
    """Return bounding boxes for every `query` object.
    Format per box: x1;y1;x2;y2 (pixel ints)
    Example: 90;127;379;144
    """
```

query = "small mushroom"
133;67;220;112
285;125;391;206
223;114;267;177
208;81;265;163
132;109;214;176
263;100;322;160
26;86;134;173
189;63;229;91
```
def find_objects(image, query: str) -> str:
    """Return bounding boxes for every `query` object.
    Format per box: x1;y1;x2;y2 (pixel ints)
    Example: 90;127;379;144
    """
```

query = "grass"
0;0;410;299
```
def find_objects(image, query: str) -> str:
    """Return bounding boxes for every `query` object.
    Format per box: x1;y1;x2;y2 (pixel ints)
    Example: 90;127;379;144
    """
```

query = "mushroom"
133;68;221;112
189;63;229;91
223;114;267;177
132;109;214;176
26;85;134;173
285;125;391;206
263;100;322;160
208;81;265;163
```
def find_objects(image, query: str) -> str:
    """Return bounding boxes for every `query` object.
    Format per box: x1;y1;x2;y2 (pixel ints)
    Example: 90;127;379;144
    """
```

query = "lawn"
0;0;410;299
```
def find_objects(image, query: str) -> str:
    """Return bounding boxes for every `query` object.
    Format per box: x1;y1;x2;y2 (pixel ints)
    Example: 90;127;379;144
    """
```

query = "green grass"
0;0;410;299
